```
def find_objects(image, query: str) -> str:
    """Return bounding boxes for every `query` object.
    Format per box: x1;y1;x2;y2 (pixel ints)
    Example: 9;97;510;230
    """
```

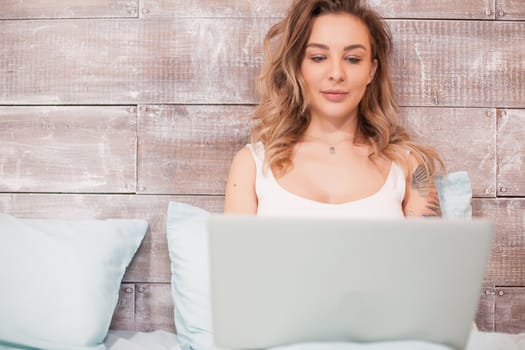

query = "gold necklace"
302;134;354;155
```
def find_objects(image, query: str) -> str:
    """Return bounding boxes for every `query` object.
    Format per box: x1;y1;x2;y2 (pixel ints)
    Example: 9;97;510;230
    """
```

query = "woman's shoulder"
375;145;413;180
398;148;432;180
232;145;255;167
226;146;257;190
230;142;264;169
224;146;258;214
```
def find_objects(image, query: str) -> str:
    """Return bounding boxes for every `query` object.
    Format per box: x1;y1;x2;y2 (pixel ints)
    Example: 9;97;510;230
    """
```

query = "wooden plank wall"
0;0;524;334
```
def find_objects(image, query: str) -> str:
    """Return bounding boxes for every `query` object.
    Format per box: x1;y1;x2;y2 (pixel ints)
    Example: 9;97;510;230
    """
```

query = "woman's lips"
321;90;348;102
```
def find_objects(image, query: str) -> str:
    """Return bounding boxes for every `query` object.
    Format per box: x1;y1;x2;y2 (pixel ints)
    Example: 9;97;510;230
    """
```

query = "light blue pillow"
166;202;212;350
434;171;472;219
165;174;472;350
0;214;148;350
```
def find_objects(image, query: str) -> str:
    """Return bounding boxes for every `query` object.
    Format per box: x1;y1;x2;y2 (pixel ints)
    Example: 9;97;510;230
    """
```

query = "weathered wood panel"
141;0;494;19
111;283;175;332
0;194;224;283
112;285;501;333
1;19;523;107
1;0;523;334
0;105;504;197
473;199;525;286
367;0;495;19
138;105;497;196
476;286;496;332
391;21;525;108
138;105;253;195
0;106;137;193
140;0;289;17
495;287;525;333
0;20;144;105
111;287;501;333
1;0;139;19
0;18;265;105
496;0;525;20
497;109;525;197
135;283;175;332
110;284;136;330
399;107;496;198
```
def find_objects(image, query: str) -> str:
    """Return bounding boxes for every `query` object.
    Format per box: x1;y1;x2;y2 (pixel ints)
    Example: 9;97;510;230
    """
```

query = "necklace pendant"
329;146;336;154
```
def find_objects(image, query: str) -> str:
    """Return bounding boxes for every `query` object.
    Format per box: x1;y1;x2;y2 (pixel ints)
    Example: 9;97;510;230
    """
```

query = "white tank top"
247;142;406;218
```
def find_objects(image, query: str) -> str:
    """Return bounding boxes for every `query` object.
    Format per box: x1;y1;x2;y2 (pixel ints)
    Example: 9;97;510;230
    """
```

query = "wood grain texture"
111;284;136;330
111;284;175;332
137;105;253;195
496;0;525;20
135;283;175;332
497;109;525;196
476;286;496;332
141;0;495;19
0;106;137;193
140;0;289;17
0;18;266;105
1;19;523;107
111;285;502;333
1;0;139;19
0;194;224;283
391;20;525;108
399;107;496;198
473;199;525;286
1;0;524;334
367;0;495;19
495;287;525;333
138;105;497;196
0;20;144;105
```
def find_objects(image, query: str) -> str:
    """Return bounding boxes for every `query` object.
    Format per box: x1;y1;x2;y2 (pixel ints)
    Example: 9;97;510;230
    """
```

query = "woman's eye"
345;57;361;64
310;56;326;62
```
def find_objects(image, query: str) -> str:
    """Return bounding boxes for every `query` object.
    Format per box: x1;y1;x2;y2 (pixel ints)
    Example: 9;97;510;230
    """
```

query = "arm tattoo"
411;165;441;217
411;165;428;192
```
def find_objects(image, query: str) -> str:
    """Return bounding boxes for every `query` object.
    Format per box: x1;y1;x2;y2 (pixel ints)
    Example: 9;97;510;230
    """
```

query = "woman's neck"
303;116;359;144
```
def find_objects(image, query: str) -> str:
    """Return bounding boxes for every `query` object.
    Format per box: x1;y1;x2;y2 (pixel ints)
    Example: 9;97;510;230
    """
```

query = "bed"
94;330;525;350
1;175;524;350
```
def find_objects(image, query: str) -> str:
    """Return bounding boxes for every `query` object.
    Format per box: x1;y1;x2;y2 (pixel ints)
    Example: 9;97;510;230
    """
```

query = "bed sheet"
103;330;525;350
2;330;524;350
104;330;181;350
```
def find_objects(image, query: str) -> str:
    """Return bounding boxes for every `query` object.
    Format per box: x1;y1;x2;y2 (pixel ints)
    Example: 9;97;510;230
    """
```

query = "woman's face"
300;13;378;123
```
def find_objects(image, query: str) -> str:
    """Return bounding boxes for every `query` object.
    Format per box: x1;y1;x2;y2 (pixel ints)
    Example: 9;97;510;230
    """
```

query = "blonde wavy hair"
251;0;443;180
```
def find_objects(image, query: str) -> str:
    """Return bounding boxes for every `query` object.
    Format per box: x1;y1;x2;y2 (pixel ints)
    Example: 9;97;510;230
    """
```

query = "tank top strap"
246;142;265;173
390;162;407;202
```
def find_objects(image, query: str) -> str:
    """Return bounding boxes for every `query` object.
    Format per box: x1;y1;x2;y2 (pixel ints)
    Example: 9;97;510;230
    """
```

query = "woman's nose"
328;59;346;82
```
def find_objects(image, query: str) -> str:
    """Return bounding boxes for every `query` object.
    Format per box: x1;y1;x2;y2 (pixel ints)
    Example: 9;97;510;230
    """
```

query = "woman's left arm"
402;155;441;217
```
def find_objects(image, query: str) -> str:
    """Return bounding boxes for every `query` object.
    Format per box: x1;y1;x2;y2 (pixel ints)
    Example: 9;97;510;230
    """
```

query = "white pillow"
0;213;148;350
166;201;212;350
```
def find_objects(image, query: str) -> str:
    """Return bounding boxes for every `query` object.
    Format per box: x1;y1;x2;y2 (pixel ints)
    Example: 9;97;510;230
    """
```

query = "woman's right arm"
224;147;258;214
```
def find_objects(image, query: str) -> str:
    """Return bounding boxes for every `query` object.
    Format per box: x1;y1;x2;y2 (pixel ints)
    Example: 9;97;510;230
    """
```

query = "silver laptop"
207;216;494;350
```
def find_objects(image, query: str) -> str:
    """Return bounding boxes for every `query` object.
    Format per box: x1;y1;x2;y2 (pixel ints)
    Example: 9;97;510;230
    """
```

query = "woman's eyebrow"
305;42;367;51
344;44;367;51
305;43;329;50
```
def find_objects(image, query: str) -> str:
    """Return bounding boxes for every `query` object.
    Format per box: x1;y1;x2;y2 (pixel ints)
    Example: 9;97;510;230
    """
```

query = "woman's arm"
402;154;442;217
224;147;258;214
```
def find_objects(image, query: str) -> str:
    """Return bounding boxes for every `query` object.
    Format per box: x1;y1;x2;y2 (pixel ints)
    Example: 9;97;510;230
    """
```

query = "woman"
225;0;443;217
